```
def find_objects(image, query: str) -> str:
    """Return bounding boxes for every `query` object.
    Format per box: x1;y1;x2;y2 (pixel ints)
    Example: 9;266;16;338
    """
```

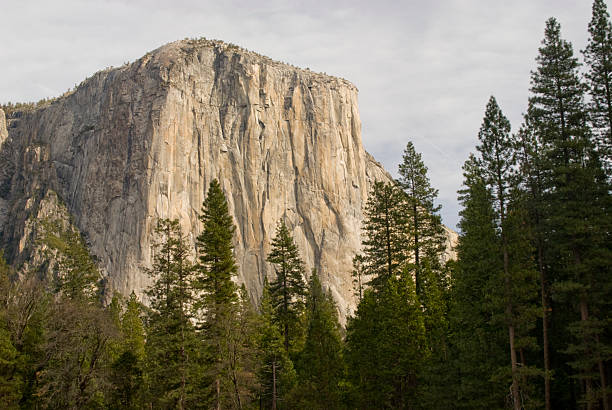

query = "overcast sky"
0;0;600;229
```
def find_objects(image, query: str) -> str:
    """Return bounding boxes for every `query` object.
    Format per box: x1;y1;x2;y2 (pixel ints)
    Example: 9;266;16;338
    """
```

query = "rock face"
0;40;455;320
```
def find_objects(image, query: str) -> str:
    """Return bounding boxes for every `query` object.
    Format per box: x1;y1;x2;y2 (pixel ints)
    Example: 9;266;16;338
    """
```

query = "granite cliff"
0;39;456;320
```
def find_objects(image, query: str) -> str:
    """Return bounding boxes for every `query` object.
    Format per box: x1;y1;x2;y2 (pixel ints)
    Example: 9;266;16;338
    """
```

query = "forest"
1;0;611;409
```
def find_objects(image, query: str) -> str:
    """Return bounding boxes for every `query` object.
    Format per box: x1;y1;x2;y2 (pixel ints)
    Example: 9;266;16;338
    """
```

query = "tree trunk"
509;323;521;410
503;231;521;410
233;369;243;410
580;297;593;410
596;339;609;410
413;202;420;295
272;360;277;410
538;243;551;410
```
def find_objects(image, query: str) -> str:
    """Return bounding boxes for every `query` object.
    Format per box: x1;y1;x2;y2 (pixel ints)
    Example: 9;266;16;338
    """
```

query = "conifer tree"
35;221;116;408
448;155;507;409
196;179;240;409
43;220;100;301
360;181;410;291
110;292;145;409
256;279;296;409
0;259;47;408
530;18;612;408
345;275;425;409
0;255;21;408
398;141;446;295
584;0;612;166
516;105;555;410
223;285;259;409
145;218;200;409
476;96;540;409
266;220;307;353
293;271;344;409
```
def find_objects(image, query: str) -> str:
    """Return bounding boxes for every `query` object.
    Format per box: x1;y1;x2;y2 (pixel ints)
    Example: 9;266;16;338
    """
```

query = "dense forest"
1;1;611;408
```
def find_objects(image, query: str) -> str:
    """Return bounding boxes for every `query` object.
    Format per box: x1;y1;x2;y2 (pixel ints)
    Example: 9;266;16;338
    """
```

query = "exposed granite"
0;39;456;321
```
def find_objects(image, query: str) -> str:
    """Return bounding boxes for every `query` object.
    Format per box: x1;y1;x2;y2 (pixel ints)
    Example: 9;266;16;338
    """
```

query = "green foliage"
42;219;101;301
398;141;446;294
293;271;344;409
196;179;244;408
583;0;612;164
530;16;612;407
256;279;296;409
144;218;201;409
0;255;21;408
197;179;239;311
108;292;145;408
36;299;117;409
345;275;425;409
360;181;410;291
448;156;508;408
266;219;307;353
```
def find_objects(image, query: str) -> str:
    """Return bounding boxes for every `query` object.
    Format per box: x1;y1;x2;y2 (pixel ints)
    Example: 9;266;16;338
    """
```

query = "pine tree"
196;179;240;409
144;218;200;409
0;255;21;409
583;0;612;167
398;141;446;295
530;18;612;408
345;275;425;409
447;155;507;409
0;258;48;408
256;279;296;410
293;271;344;409
397;142;451;408
223;285;259;409
475;96;540;409
360;181;410;291
110;292;145;409
42;219;100;301
266;220;307;354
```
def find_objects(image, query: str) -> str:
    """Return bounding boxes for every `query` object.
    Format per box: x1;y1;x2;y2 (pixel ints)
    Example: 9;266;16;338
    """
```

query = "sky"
0;0;600;229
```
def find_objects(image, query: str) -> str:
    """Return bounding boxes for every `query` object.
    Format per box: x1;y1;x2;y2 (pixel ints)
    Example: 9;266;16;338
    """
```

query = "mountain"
0;39;456;320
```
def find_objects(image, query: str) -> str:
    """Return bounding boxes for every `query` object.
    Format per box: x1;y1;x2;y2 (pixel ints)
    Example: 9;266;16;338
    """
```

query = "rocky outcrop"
0;39;455;320
0;109;7;146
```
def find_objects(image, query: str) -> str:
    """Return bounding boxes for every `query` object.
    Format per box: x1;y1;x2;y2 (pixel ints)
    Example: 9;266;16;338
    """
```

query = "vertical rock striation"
0;40;455;320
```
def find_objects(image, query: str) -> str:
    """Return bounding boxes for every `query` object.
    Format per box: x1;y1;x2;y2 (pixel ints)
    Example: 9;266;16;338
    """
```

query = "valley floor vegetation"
1;1;612;409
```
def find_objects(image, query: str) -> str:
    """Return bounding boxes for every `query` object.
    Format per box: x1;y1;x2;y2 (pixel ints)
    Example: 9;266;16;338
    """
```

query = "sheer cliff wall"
0;40;455;320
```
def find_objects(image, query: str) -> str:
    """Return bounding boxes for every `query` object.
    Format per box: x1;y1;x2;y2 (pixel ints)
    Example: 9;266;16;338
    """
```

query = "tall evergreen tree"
398;141;446;295
110;292;145;409
293;271;344;409
256;279;296;410
223;285;259;409
42;219;100;301
448;155;508;409
145;218;200;410
476;96;540;409
584;0;612;167
360;181;410;291
196;179;240;409
516;105;554;410
0;255;21;409
345;275;425;409
530;18;612;409
266;220;307;354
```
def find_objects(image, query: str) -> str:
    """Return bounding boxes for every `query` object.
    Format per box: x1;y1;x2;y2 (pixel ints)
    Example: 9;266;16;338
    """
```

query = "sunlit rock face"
0;40;456;321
